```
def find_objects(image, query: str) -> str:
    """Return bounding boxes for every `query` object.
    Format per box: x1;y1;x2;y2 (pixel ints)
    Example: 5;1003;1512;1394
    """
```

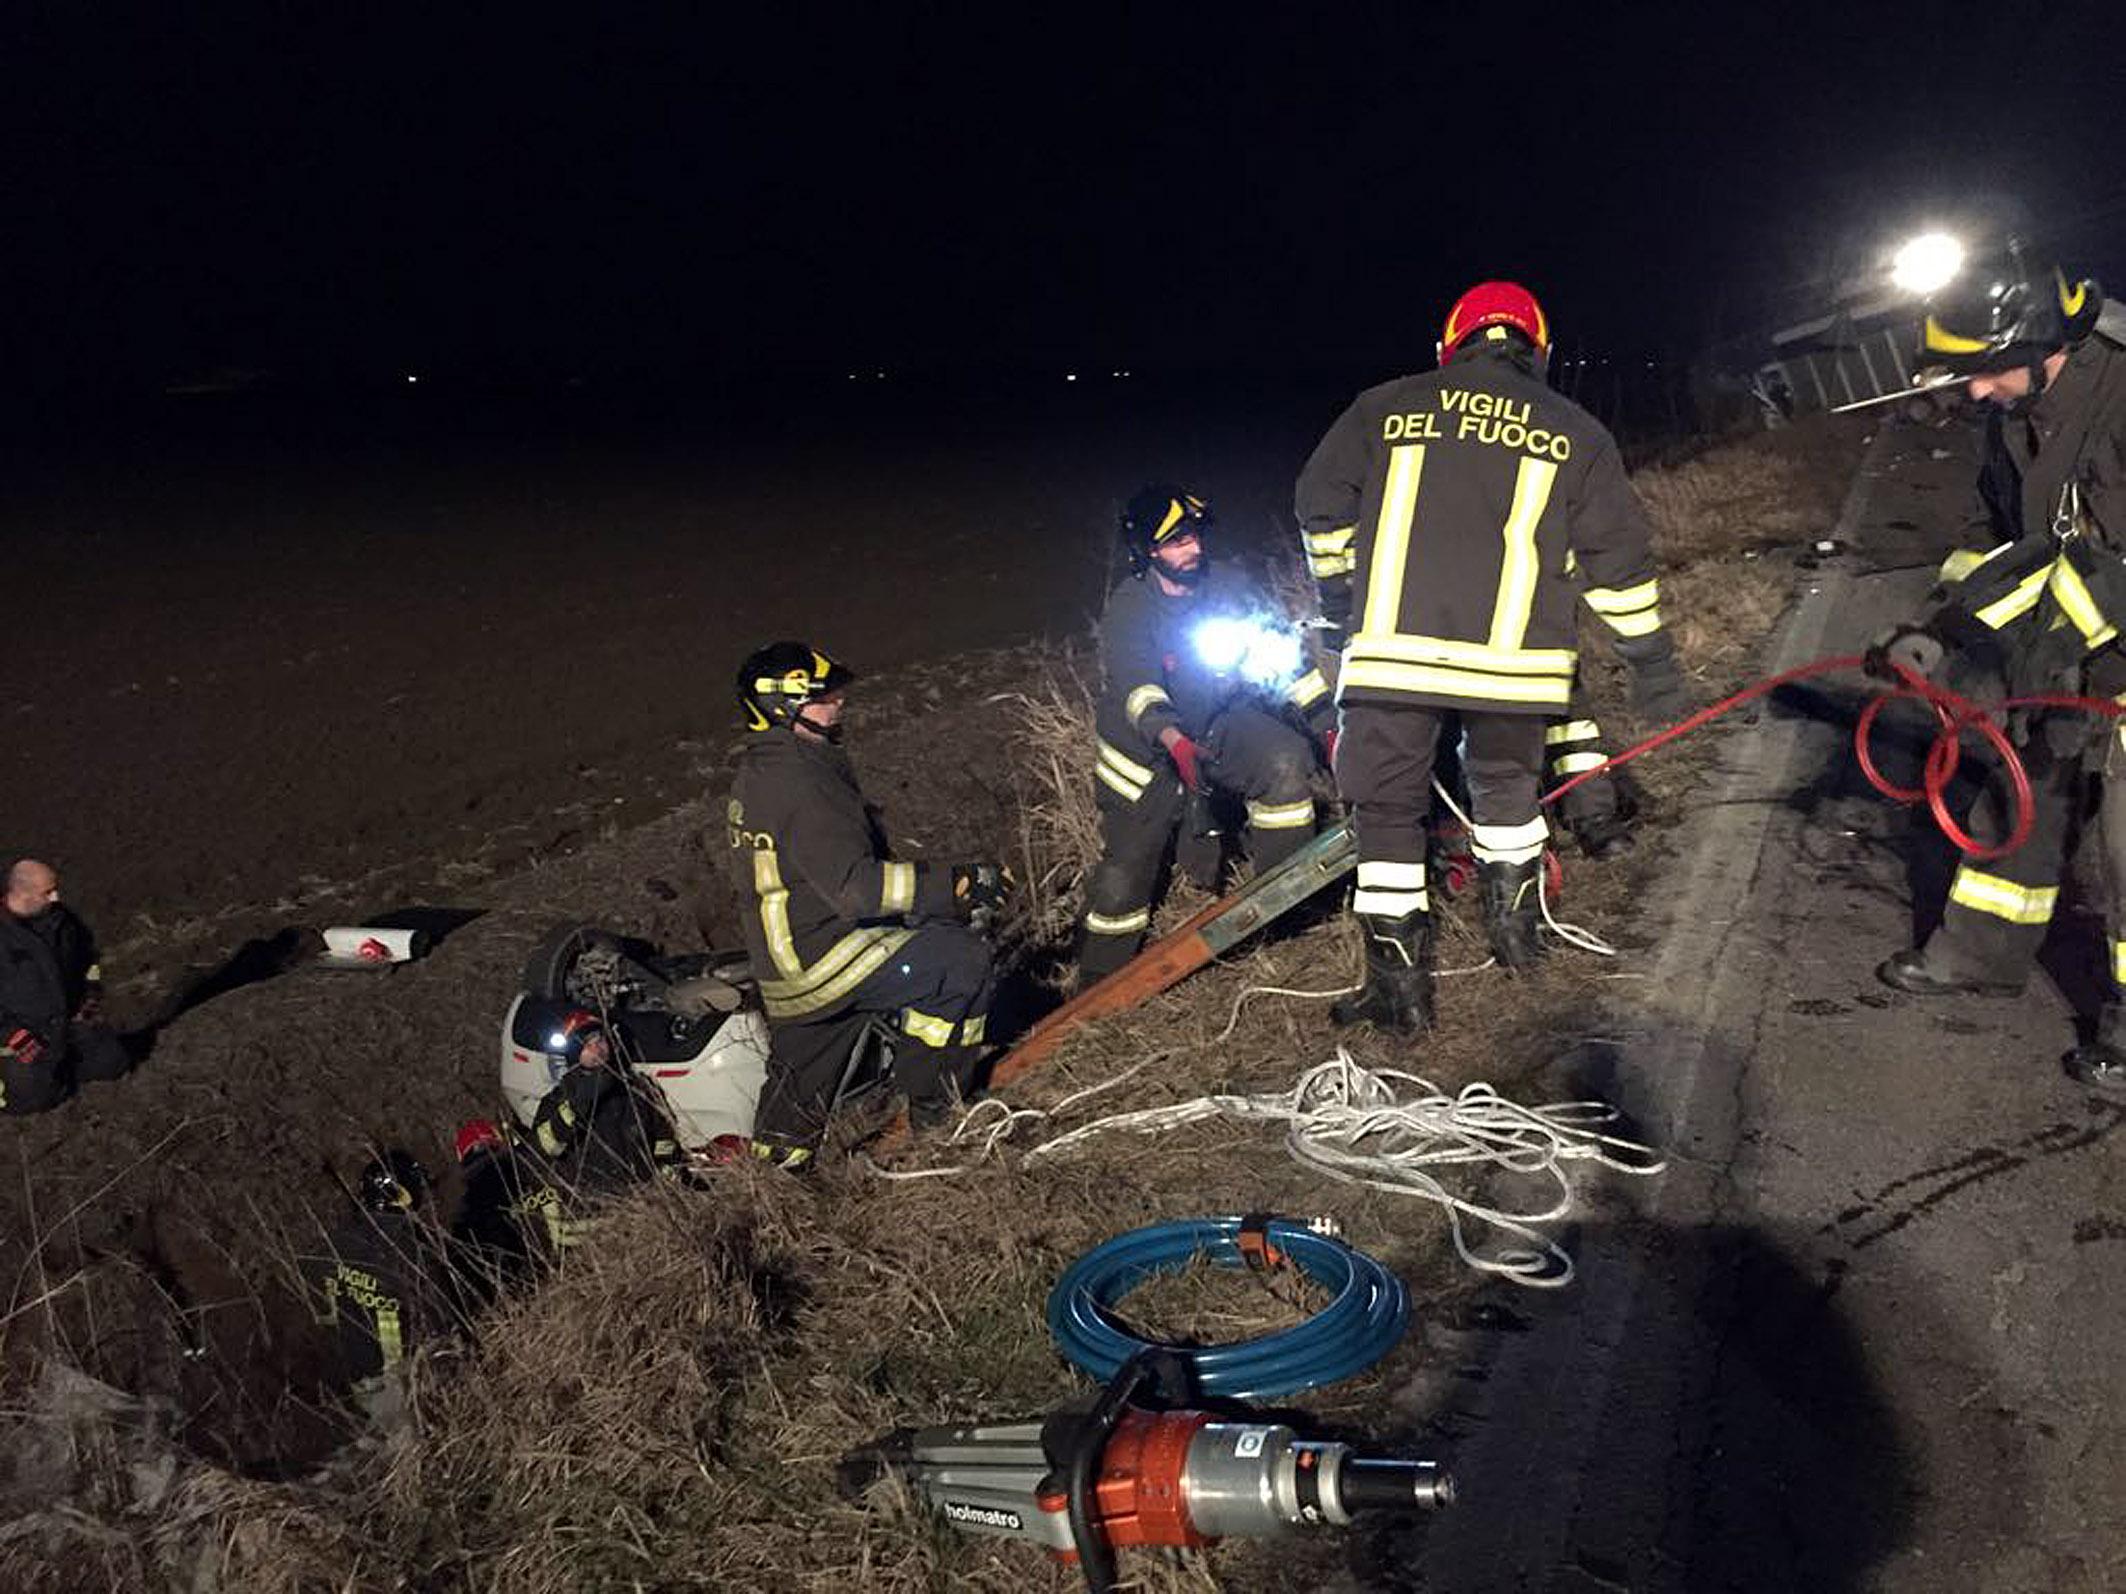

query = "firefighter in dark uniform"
1297;556;1640;863
1076;486;1335;983
448;1117;546;1300
1867;240;2126;1096
726;642;1006;1166
522;1004;683;1245
1296;282;1688;1034
1;858;131;1114
305;1151;454;1425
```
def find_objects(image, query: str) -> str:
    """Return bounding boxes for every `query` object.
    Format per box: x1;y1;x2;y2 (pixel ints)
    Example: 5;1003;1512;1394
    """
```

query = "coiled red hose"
1541;655;2126;864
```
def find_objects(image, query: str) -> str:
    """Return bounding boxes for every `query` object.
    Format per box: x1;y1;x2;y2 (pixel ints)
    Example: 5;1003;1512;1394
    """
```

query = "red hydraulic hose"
1540;655;2126;865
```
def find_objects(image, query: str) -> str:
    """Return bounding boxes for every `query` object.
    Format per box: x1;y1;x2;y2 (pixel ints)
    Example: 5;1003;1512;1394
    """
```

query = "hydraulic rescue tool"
841;1351;1452;1592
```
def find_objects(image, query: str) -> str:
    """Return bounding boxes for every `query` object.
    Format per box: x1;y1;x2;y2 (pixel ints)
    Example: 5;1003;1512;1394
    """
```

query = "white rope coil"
1025;1050;1664;1288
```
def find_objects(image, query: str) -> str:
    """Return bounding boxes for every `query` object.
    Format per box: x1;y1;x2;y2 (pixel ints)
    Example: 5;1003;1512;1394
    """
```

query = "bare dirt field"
0;386;1865;1589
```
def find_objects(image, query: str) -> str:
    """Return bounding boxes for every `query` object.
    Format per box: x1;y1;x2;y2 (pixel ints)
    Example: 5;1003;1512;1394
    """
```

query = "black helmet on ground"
1120;485;1211;582
736;641;856;736
1916;237;2102;392
358;1149;430;1214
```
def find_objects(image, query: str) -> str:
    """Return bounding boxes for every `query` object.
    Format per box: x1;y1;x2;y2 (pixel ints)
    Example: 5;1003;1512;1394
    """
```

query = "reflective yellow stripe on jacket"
1341;631;1575;708
755;925;915;1018
1304;524;1357;578
1583;578;1664;639
751;845;914;1017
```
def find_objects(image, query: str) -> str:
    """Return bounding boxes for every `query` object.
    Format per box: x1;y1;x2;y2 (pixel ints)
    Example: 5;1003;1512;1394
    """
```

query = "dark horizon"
9;2;2126;402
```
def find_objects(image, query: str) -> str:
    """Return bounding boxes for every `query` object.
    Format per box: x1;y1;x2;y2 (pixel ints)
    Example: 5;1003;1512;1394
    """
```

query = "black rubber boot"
2065;1005;2126;1098
1074;925;1144;990
1332;913;1435;1036
1479;859;1546;970
897;1044;984;1129
748;1134;817;1171
2064;1041;2126;1098
1875;947;2023;998
1571;811;1637;862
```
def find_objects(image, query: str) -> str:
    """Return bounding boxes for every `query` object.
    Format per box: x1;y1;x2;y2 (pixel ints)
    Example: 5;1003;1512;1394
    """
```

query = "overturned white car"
498;921;897;1151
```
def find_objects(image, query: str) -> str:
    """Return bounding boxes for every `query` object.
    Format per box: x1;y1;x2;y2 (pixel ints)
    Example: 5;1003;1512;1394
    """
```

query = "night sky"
8;2;2124;391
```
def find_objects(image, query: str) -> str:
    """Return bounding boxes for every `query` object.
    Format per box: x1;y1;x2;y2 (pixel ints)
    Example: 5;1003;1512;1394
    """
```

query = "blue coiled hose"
1046;1217;1409;1402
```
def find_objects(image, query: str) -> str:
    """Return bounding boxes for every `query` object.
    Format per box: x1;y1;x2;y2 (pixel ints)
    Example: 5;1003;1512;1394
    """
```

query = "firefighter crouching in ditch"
521;1003;683;1245
727;643;1007;1167
1866;240;2126;1098
304;1151;455;1427
1296;281;1689;1036
1074;485;1335;985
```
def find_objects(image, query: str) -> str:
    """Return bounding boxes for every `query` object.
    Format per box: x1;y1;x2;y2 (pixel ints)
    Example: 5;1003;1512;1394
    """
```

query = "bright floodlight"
1193;616;1251;671
1192;615;1304;688
1892;232;1965;296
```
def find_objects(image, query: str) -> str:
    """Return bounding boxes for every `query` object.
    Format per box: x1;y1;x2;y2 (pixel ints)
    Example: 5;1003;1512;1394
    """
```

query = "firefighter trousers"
1337;704;1546;921
1542;680;1630;837
753;924;995;1149
1920;723;2126;1021
1078;705;1318;981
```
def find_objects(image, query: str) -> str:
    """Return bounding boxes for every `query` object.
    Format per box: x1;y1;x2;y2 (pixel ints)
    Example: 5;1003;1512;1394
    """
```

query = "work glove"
1165;734;1204;793
1629;652;1693;723
2;1028;46;1070
951;863;1011;930
1864;623;1947;684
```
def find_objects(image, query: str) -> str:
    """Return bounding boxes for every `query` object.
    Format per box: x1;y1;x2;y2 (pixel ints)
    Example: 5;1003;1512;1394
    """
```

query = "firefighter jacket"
529;1062;682;1194
727;732;960;1021
1095;563;1332;800
1927;321;2126;697
0;905;100;1050
306;1209;451;1382
448;1144;541;1301
1295;345;1670;714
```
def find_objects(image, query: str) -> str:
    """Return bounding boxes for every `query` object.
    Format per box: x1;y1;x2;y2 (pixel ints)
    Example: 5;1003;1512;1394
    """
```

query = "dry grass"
987;655;1105;954
0;418;1866;1592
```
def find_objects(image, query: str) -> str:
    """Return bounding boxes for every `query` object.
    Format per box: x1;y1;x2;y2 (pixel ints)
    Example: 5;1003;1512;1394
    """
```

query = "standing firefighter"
727;643;1005;1165
1296;282;1687;1034
1867;239;2126;1096
306;1151;453;1426
1076;486;1335;984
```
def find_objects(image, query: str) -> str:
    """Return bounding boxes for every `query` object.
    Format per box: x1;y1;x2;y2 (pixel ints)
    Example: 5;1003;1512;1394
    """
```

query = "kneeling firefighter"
727;643;1007;1165
520;1004;682;1246
1866;238;2126;1097
1296;281;1689;1035
303;1151;455;1425
1074;485;1336;984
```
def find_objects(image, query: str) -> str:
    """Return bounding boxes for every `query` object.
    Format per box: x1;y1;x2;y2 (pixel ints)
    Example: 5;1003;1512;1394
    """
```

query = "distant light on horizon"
405;373;418;384
1065;372;1077;382
1891;231;1965;296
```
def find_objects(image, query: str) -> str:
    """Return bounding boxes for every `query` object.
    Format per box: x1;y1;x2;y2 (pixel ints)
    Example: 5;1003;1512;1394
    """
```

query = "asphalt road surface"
1417;417;2126;1593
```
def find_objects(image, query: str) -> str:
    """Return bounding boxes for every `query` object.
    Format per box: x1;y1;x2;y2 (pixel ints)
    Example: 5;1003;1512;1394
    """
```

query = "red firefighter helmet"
1439;281;1552;366
455;1117;505;1163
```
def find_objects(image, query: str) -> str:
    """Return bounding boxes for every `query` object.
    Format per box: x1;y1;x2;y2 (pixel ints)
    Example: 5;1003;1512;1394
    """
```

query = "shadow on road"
1384;1209;2010;1593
